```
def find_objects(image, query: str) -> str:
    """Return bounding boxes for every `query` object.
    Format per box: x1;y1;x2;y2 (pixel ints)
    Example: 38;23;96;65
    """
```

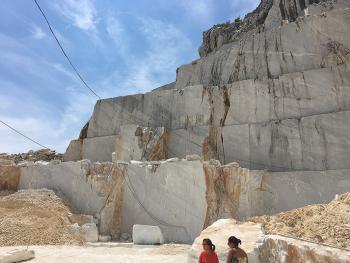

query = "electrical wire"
0;119;49;149
33;0;101;99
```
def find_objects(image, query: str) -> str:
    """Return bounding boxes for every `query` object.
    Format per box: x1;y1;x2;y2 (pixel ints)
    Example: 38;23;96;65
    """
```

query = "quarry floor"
0;243;191;262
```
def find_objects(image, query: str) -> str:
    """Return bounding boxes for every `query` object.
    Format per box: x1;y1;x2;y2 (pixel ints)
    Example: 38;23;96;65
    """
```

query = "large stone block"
224;64;350;126
81;223;98;242
19;161;115;215
132;225;164;245
63;139;82;161
18;161;125;239
0;249;35;263
168;126;208;159
221;110;350;171
263;169;350;214
82;135;117;162
120;160;207;243
86;86;212;138
299;110;350;170
258;235;350;263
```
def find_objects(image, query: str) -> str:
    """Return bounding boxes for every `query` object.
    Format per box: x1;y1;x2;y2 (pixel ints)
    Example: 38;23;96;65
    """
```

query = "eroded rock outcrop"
198;0;348;57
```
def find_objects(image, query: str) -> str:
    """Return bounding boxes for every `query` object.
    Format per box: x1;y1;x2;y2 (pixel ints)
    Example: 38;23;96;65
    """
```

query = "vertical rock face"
65;0;350;174
115;125;169;162
17;159;350;243
203;162;254;227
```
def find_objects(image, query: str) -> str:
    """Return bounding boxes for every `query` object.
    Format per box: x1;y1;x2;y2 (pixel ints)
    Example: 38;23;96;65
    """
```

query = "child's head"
228;236;241;248
202;238;215;251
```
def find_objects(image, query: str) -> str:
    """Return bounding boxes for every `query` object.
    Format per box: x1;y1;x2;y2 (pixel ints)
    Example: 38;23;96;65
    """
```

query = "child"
226;236;248;263
199;238;219;263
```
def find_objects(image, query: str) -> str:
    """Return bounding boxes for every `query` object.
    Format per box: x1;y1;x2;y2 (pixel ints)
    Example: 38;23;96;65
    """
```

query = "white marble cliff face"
64;0;350;173
16;159;350;243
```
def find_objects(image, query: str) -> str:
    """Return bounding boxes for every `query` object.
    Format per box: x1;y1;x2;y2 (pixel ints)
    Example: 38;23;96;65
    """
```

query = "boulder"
68;223;80;235
98;235;111;242
69;214;94;226
188;219;263;263
0;249;35;263
81;223;98;242
132;225;164;245
258;235;350;263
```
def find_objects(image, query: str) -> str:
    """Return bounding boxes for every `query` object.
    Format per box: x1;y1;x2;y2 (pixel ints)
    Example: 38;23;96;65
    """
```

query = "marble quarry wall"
64;1;350;173
64;62;350;171
15;158;350;243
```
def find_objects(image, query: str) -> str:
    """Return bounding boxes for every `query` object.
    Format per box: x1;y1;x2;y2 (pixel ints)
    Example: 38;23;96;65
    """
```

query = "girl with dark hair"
226;236;248;263
199;238;219;263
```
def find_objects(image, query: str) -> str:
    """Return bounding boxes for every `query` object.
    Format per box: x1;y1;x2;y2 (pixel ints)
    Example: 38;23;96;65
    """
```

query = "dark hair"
203;238;216;251
228;236;242;247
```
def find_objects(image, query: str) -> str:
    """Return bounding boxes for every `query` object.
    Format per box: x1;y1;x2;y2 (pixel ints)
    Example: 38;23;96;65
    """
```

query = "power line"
0;119;49;149
33;0;101;99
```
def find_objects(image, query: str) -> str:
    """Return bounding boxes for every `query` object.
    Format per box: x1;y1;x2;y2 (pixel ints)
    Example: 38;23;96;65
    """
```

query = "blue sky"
0;0;259;153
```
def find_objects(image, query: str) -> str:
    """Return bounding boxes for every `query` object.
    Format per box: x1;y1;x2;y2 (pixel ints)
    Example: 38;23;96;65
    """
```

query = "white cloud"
105;16;129;59
106;17;124;44
131;19;191;92
0;88;95;154
0;33;95;153
55;0;97;31
31;24;46;40
179;0;213;23
0;116;51;153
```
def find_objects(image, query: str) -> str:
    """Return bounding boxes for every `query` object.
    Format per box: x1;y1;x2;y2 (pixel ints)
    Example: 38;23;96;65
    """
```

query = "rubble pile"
0;149;62;165
0;189;85;246
250;192;350;249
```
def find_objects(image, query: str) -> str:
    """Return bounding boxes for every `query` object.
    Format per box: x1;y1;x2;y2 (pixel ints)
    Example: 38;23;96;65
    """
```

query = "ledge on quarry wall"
15;158;350;243
65;61;350;171
63;125;170;163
